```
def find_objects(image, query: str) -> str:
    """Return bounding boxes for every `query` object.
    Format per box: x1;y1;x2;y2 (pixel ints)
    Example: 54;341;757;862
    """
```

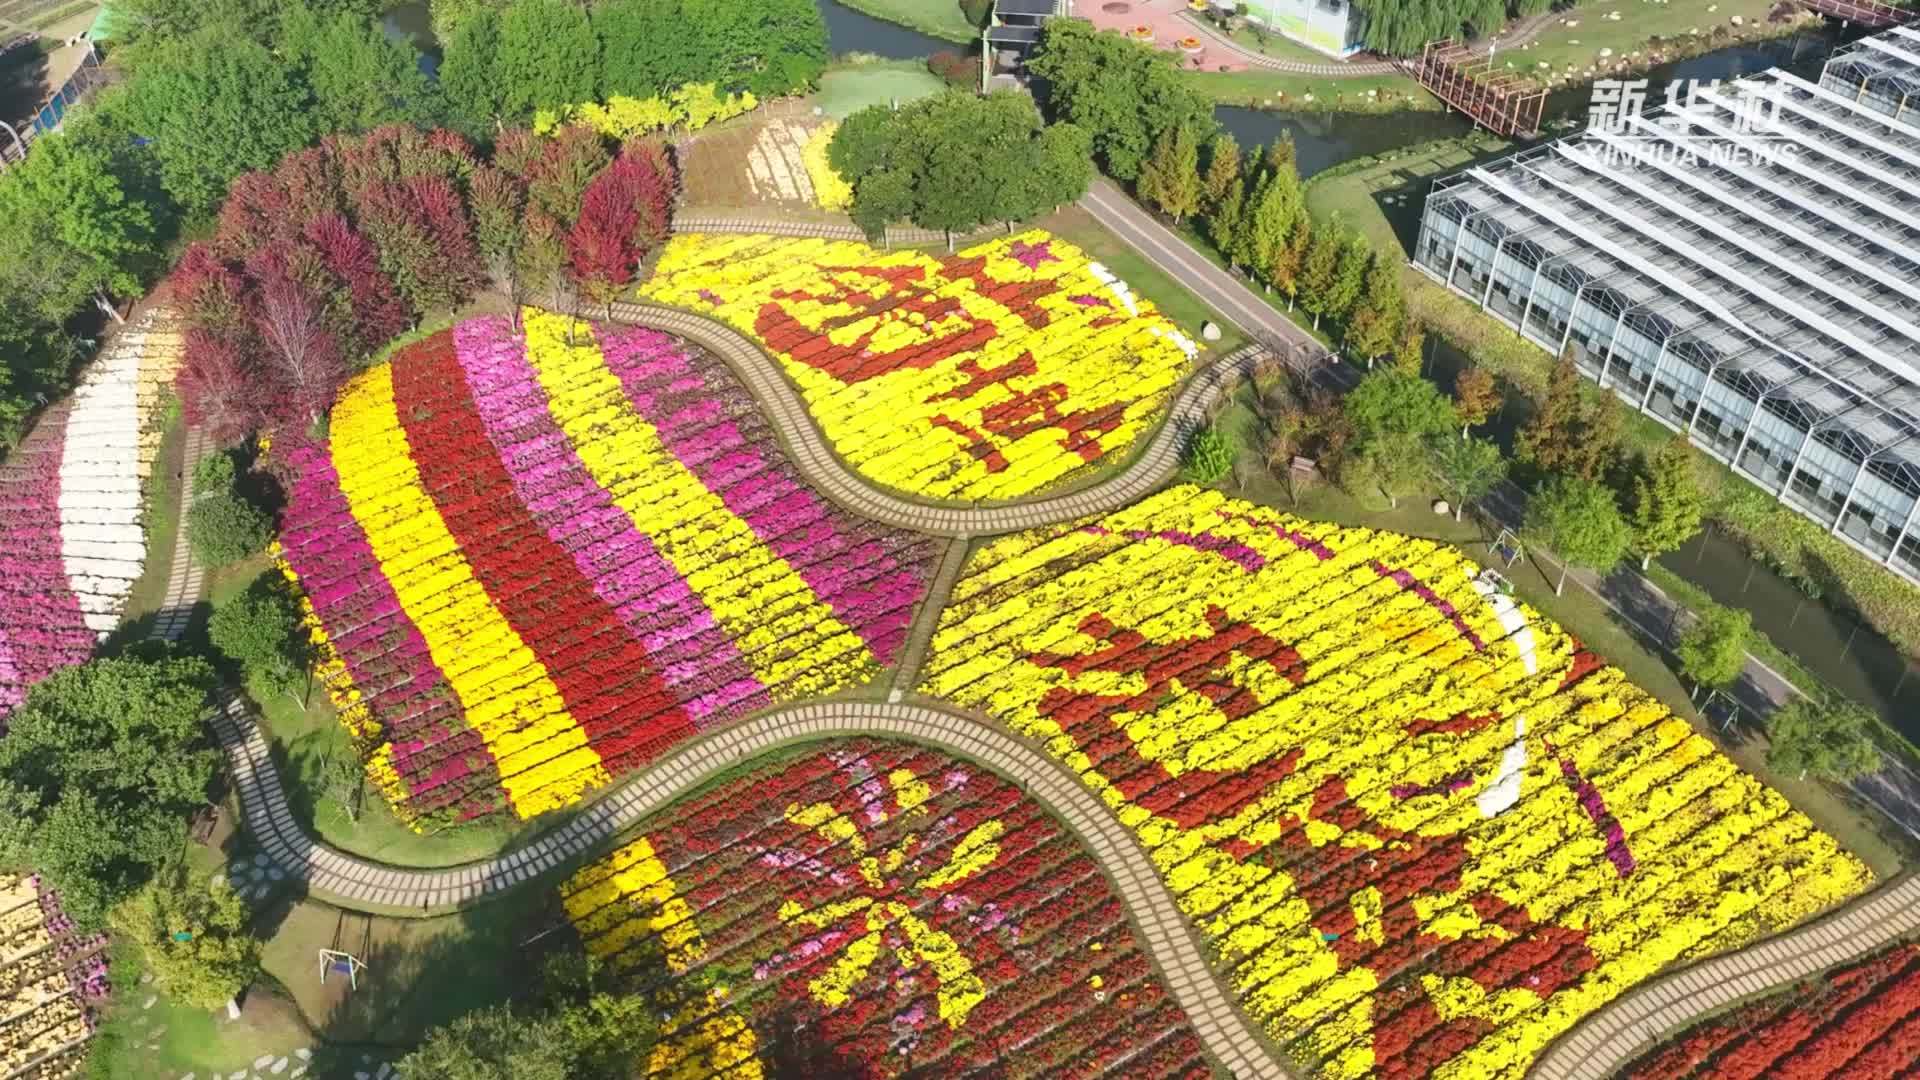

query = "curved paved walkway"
610;299;1270;537
1532;872;1920;1078
209;696;1288;1079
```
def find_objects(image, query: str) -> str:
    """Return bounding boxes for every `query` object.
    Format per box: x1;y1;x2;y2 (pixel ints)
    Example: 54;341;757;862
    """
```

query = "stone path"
608;299;1275;536
146;425;209;643
1532;873;1920;1078
209;695;1289;1079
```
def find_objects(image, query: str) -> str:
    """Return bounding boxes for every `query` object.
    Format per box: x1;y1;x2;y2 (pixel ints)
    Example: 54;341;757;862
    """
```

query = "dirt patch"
682;113;826;210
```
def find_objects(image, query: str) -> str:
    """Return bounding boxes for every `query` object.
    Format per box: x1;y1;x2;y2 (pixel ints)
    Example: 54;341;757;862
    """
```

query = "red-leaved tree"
246;247;349;427
303;213;411;351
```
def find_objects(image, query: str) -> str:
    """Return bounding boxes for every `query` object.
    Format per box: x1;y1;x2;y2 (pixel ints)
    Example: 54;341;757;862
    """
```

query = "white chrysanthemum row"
55;312;183;634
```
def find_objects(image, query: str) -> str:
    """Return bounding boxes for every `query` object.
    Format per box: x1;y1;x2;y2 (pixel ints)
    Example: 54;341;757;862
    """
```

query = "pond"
382;0;440;77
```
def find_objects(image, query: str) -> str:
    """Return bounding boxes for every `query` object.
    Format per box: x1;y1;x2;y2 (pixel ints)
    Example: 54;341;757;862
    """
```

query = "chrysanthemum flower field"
919;486;1872;1079
1625;942;1920;1078
637;231;1200;501
559;740;1211;1079
276;311;938;823
0;313;182;717
0;874;108;1077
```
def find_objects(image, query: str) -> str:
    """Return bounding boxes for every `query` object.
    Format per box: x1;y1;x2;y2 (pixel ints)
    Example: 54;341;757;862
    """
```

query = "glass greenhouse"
1413;27;1920;582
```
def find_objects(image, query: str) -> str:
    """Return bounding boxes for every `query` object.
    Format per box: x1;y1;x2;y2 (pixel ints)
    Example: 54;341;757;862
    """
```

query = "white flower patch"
1470;567;1536;819
1087;262;1140;317
1149;325;1200;361
59;326;151;635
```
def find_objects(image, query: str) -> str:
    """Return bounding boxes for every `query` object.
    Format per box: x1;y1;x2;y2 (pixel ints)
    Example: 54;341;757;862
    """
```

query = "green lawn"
1036;204;1246;354
119;399;185;628
1505;0;1796;88
1304;131;1517;256
1187;67;1438;112
815;62;947;119
833;0;979;42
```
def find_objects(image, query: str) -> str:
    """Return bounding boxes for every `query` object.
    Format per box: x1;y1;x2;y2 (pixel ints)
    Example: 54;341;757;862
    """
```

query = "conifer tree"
1275;215;1311;310
1201;132;1241;216
1630;436;1706;569
1342;253;1403;362
1138;124;1202;224
1325;232;1371;327
1452;365;1502;439
1517;348;1585;473
1208;177;1245;271
1296;227;1342;330
1244;152;1302;286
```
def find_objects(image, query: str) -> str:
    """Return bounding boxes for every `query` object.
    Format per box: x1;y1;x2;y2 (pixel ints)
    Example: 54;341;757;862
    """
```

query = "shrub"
187;489;272;569
1182;425;1234;485
928;50;981;88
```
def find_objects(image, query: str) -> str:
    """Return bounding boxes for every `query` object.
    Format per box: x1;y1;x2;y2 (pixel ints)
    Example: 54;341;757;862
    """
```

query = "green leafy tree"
1345;430;1429;508
1138;124;1202;224
495;0;598;120
1428;434;1507;521
1181;424;1235;485
593;0;696;98
396;984;658;1080
186;452;272;568
1349;0;1508;56
114;33;316;212
1630;437;1706;569
1675;603;1752;692
1294;226;1342;330
1026;18;1213;181
680;0;828;97
438;6;507;134
1524;474;1632;595
278;0;437;134
1342;368;1458;445
1452;365;1502;439
1201;131;1240;214
210;573;310;702
1765;699;1882;783
0;655;219;927
833;92;1079;243
0;123;165;317
430;0;510;39
110;863;260;1010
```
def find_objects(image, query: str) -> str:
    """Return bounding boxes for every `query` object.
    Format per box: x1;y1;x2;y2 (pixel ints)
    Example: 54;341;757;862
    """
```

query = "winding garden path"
207;695;1287;1079
607;299;1268;536
1531;873;1920;1078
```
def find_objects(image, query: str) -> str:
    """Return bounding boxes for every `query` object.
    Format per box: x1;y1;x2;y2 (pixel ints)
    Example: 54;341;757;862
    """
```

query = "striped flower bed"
279;311;937;824
0;314;182;718
559;740;1212;1079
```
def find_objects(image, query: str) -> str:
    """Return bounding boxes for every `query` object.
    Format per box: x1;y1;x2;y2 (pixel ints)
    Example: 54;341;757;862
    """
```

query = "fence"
0;43;102;169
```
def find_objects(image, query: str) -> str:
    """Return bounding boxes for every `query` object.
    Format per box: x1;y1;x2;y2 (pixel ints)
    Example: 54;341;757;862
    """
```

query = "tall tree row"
173;124;676;446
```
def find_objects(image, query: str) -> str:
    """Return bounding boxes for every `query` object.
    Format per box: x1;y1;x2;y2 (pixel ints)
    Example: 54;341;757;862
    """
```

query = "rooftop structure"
1412;27;1920;583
